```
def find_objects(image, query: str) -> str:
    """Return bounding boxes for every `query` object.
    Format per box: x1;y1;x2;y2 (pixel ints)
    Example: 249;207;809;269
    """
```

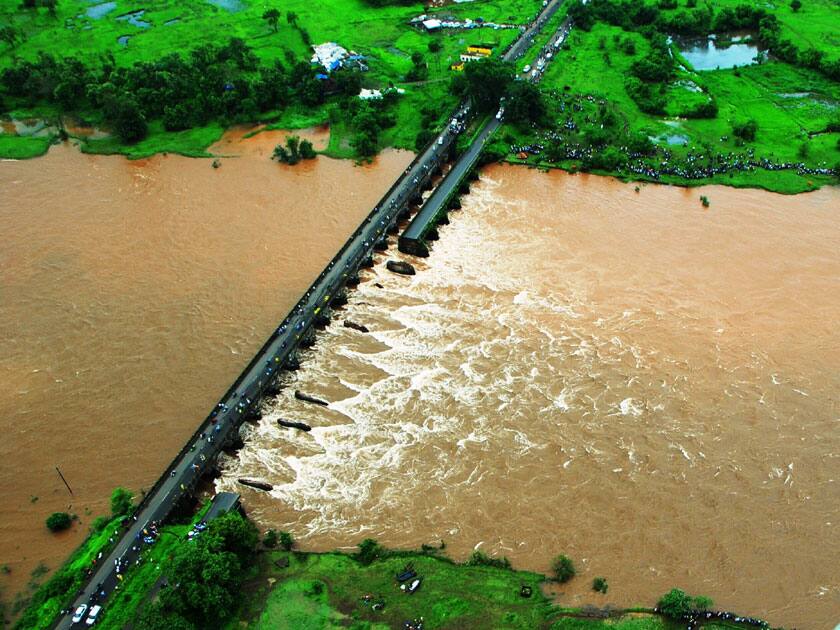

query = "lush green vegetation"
13;514;124;630
499;0;840;193
0;0;539;159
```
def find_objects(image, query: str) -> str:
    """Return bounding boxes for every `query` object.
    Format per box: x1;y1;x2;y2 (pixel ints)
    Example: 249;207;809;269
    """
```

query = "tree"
279;531;294;551
551;554;576;583
207;511;259;558
593;577;609;593
658;588;713;618
790;0;801;11
262;9;281;32
286;11;298;25
504;80;545;126
109;97;148;143
428;40;442;53
298;139;316;159
355;538;382;565
452;57;514;112
262;530;278;548
732;119;758;142
0;26;17;48
46;512;72;532
110;487;134;518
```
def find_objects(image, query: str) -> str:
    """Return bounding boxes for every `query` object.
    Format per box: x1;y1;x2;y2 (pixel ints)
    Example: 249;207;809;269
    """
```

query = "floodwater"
0;128;412;601
219;167;840;629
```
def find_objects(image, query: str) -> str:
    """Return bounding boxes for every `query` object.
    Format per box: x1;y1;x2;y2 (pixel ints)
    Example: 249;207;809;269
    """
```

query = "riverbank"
0;131;413;616
503;1;840;195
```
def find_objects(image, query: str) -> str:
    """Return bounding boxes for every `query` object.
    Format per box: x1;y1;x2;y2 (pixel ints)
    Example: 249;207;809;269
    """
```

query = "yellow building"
450;62;465;72
467;45;493;57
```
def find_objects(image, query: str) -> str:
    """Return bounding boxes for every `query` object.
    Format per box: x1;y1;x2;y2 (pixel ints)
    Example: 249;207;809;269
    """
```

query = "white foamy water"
218;167;840;629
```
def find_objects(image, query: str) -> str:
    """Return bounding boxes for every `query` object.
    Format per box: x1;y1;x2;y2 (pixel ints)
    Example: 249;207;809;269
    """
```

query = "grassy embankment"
10;514;124;630
0;0;539;159
13;503;211;630
231;550;747;630
498;0;840;194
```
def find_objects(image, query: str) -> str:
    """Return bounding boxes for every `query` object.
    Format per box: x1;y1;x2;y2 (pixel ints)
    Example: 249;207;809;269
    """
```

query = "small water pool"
116;9;151;28
86;1;117;19
117;35;131;46
679;36;761;70
206;0;244;12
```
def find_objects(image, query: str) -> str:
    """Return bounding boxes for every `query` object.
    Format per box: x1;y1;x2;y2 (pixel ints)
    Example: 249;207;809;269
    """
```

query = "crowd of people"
653;607;770;629
511;131;838;180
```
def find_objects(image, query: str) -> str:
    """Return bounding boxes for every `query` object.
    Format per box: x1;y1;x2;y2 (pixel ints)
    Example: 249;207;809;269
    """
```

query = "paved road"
402;8;573;249
56;2;568;627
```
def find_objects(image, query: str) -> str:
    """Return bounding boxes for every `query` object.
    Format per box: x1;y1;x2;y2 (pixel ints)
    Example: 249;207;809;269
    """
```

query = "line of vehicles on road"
71;604;100;626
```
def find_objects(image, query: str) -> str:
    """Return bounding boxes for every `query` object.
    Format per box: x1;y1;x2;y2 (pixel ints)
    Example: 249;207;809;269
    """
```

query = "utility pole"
55;466;73;496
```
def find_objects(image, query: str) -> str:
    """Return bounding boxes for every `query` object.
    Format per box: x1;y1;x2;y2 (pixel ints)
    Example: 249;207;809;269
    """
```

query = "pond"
116;9;151;28
206;0;245;12
86;1;117;19
678;35;761;70
117;35;131;46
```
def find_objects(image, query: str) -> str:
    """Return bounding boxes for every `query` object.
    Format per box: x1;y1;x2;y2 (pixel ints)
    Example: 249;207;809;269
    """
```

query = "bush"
45;512;71;532
263;529;278;548
732;119;758;142
658;588;713;618
355;538;383;565
551;554;576;582
90;516;110;533
466;550;511;570
110;487;134;518
279;531;294;551
593;577;609;593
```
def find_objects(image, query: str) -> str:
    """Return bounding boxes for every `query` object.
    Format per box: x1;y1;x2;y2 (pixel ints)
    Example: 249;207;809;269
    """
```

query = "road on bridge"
57;1;567;626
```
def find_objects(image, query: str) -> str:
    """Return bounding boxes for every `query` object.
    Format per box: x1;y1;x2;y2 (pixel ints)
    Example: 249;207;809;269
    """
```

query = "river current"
0;129;412;601
0;133;837;627
218;166;840;629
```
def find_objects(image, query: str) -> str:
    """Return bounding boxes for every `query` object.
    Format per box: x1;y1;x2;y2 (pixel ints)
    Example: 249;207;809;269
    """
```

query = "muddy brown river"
1;135;838;627
0;129;412;602
217;167;840;629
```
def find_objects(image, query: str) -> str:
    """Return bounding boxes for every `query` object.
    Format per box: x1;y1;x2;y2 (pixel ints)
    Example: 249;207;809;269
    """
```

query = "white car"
495;107;505;120
72;605;88;624
86;605;102;625
438;137;444;145
523;64;532;73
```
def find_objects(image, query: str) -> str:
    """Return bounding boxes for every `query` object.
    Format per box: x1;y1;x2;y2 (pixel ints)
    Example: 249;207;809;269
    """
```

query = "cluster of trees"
405;52;429;82
138;511;259;630
570;0;840;81
273;135;317;164
21;0;57;12
450;57;546;126
342;93;398;158
0;38;355;143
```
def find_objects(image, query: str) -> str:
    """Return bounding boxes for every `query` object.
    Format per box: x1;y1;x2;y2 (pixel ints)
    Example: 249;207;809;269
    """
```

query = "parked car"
72;605;88;624
86;606;102;626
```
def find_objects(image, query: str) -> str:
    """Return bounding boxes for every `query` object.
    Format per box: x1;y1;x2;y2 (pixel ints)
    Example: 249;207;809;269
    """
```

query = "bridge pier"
300;327;317;348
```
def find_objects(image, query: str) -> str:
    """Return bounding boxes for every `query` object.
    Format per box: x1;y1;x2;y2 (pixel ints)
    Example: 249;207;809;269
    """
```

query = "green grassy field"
232;550;665;630
0;0;538;159
514;5;840;194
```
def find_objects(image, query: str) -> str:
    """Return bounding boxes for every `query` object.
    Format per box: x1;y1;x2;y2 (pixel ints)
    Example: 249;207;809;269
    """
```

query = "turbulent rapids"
218;166;840;629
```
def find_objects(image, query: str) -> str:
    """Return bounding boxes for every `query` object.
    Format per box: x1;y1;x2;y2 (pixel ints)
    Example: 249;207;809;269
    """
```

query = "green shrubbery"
657;588;713;618
45;512;71;532
466;550;512;570
551;554;576;582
